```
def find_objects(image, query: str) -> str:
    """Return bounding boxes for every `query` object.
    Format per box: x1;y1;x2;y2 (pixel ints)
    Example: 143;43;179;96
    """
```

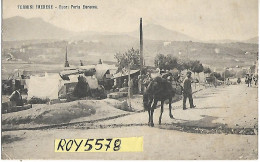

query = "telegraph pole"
140;18;143;75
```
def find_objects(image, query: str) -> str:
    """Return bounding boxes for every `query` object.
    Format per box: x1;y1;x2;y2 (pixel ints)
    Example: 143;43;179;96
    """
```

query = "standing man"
248;74;253;87
183;71;196;110
122;79;128;87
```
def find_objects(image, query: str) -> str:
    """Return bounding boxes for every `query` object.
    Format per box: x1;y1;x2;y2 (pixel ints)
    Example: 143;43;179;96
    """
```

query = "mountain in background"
243;37;258;44
3;16;197;42
127;24;196;41
2;16;74;41
206;37;259;44
2;16;258;45
205;39;240;44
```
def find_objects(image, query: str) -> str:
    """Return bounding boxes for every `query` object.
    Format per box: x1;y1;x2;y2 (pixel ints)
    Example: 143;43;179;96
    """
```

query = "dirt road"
2;84;258;160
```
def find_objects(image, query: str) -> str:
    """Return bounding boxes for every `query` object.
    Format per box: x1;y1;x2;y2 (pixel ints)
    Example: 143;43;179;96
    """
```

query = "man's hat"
187;71;192;75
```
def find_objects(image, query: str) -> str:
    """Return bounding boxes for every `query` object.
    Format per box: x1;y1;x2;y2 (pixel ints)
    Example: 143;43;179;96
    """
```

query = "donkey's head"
143;81;155;111
143;92;154;111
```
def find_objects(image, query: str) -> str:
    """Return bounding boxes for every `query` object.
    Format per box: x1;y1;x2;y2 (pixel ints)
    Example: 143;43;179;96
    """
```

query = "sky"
3;0;258;41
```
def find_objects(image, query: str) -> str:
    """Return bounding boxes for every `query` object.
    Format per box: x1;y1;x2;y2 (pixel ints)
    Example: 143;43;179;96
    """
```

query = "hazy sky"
3;0;258;41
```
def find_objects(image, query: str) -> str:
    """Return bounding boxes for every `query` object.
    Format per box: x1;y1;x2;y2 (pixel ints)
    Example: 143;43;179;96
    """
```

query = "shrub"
28;97;50;104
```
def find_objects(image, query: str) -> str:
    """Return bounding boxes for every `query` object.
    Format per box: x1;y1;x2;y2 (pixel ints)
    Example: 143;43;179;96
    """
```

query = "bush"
73;76;91;98
89;85;107;99
28;97;50;104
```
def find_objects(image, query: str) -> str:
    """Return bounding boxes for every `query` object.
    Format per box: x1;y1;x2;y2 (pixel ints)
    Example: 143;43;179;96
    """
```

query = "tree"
73;76;90;98
250;65;256;73
176;59;187;71
154;54;167;70
210;72;224;81
236;69;247;78
115;48;140;72
165;55;178;70
114;48;140;108
154;54;179;71
222;69;236;78
190;61;204;77
180;61;191;71
204;67;212;75
189;60;204;88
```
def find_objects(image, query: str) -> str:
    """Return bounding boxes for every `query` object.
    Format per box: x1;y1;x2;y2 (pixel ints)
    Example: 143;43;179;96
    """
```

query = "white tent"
85;76;98;89
95;64;110;80
27;73;65;100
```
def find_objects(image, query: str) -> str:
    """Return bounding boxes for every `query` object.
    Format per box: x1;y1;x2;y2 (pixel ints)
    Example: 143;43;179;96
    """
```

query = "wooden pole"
140;18;143;75
128;65;131;108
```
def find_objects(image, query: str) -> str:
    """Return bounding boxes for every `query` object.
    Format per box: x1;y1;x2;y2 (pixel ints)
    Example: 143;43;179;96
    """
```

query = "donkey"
143;77;177;127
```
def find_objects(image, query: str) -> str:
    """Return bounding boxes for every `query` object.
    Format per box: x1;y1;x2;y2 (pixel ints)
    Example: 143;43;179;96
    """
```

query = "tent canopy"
27;73;65;100
95;64;110;80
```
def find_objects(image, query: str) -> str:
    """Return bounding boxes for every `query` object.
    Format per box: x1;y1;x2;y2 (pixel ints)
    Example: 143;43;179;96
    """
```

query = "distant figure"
80;60;84;66
98;59;103;64
227;78;230;85
237;78;241;84
156;68;161;76
248;74;253;87
253;74;258;86
9;89;23;107
143;75;152;92
122;79;128;87
138;75;143;94
183;71;196;110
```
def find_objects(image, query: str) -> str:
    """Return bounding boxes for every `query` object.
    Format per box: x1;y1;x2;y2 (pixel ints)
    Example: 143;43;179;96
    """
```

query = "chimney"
64;46;70;67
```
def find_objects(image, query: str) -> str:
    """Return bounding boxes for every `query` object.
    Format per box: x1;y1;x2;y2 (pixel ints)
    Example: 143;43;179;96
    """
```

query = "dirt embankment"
2;99;130;129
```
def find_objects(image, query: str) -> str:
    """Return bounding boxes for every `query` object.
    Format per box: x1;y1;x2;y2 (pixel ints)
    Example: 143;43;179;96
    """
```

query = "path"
2;84;258;160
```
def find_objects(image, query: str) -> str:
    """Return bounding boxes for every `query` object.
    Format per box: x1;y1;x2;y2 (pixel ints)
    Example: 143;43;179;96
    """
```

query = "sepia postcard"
1;0;258;160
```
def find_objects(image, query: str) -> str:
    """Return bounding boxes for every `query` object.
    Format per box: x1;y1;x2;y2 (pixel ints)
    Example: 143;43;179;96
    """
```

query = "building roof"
112;69;140;79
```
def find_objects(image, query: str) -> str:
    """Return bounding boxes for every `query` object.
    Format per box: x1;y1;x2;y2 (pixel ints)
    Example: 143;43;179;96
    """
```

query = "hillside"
2;16;258;71
244;37;258;44
142;41;258;69
2;38;258;71
2;16;74;41
3;17;197;42
128;24;196;41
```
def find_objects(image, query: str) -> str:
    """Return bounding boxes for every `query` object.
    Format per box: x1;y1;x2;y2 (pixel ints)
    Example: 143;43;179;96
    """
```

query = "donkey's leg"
159;100;164;125
169;97;174;119
147;109;151;126
150;99;158;127
147;99;153;126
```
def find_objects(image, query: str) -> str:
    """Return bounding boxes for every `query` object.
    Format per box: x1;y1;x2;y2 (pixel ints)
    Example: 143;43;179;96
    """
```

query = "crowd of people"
120;73;153;95
245;73;258;87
